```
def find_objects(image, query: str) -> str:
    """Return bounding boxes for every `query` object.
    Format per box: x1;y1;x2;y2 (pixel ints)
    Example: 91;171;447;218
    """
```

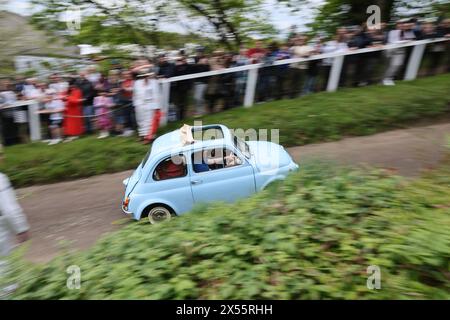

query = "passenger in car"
193;161;210;173
224;153;242;167
156;157;186;180
204;149;224;170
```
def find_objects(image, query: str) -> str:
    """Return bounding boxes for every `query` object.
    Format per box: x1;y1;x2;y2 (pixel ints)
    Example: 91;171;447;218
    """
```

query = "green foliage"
309;0;395;36
30;0;278;49
308;0;447;36
5;160;450;299
433;1;450;19
23;69;38;78
178;0;278;47
1;74;449;188
392;0;450;20
69;15;212;49
0;64;16;77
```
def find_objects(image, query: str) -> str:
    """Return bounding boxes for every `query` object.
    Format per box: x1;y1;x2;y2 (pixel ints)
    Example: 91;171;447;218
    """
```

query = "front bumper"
289;162;299;172
121;204;132;215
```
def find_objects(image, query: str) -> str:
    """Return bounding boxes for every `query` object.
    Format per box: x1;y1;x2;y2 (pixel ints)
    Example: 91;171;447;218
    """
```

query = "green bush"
5;160;449;299
1;74;449;188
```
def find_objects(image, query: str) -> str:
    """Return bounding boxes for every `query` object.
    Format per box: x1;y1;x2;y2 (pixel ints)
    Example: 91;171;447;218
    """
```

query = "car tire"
147;206;173;224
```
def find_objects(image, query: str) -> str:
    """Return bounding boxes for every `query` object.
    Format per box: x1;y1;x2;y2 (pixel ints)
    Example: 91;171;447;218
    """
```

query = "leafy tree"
68;15;210;49
393;0;450;20
178;0;278;48
30;0;171;46
308;0;395;36
307;0;449;36
30;0;280;50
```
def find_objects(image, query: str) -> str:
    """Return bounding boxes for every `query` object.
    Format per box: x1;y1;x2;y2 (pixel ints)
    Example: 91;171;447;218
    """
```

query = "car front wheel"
147;206;172;224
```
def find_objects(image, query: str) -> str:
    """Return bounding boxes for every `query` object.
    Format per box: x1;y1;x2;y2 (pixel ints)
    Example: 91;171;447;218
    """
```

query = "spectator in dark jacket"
349;24;375;86
172;56;194;120
77;71;96;134
421;21;446;75
156;54;175;79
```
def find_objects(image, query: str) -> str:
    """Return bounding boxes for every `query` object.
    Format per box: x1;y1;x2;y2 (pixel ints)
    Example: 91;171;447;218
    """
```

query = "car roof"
149;124;232;159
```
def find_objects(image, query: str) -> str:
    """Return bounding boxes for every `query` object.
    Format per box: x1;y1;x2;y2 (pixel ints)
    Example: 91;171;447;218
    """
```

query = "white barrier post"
327;55;344;92
404;43;427;81
244;68;258;107
160;81;170;126
27;101;41;141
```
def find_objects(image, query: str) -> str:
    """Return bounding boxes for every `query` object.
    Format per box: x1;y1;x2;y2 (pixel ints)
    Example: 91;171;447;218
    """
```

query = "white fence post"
28;101;41;141
327;55;344;92
404;43;427;81
244;68;258;107
160;81;170;126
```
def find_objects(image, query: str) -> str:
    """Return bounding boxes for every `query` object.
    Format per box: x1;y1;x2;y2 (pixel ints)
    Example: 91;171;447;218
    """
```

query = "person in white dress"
0;146;30;298
133;70;160;143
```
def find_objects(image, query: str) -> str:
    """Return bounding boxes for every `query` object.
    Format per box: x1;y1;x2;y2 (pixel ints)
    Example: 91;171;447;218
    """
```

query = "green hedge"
5;160;450;299
1;74;449;188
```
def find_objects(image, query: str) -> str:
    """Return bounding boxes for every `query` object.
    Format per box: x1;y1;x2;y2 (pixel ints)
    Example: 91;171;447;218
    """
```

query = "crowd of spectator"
0;17;449;146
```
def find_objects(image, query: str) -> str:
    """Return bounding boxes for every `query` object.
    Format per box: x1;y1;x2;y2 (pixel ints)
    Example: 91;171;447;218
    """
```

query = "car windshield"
232;134;251;159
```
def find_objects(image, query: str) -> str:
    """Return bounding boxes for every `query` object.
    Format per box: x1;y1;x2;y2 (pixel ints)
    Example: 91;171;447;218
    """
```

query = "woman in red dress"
63;80;85;139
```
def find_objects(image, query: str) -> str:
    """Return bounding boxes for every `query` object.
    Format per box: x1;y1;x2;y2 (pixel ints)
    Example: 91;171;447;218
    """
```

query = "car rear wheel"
147;206;172;224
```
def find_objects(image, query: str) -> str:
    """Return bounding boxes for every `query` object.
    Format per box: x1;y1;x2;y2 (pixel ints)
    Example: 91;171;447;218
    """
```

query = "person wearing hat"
0;145;30;298
132;68;160;143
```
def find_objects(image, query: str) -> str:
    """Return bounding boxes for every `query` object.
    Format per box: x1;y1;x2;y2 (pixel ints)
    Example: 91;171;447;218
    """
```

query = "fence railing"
159;37;449;126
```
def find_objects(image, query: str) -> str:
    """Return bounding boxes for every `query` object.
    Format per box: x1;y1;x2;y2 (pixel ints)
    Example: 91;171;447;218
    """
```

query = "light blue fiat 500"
122;124;299;223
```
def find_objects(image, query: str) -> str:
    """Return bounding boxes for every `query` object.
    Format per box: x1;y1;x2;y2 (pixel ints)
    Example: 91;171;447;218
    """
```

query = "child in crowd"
43;87;64;145
93;89;114;139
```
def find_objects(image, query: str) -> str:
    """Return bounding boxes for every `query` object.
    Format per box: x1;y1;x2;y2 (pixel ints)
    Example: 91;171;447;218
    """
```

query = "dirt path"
15;122;450;263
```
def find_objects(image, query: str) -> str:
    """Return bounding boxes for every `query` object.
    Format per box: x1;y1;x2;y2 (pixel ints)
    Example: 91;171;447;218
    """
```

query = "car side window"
192;148;243;173
153;155;187;181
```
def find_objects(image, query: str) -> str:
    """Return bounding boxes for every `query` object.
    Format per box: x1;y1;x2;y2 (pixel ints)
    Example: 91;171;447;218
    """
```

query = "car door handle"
191;180;203;185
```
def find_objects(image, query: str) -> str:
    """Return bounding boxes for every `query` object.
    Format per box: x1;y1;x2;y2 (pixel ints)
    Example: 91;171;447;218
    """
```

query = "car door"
189;147;256;204
144;153;194;214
